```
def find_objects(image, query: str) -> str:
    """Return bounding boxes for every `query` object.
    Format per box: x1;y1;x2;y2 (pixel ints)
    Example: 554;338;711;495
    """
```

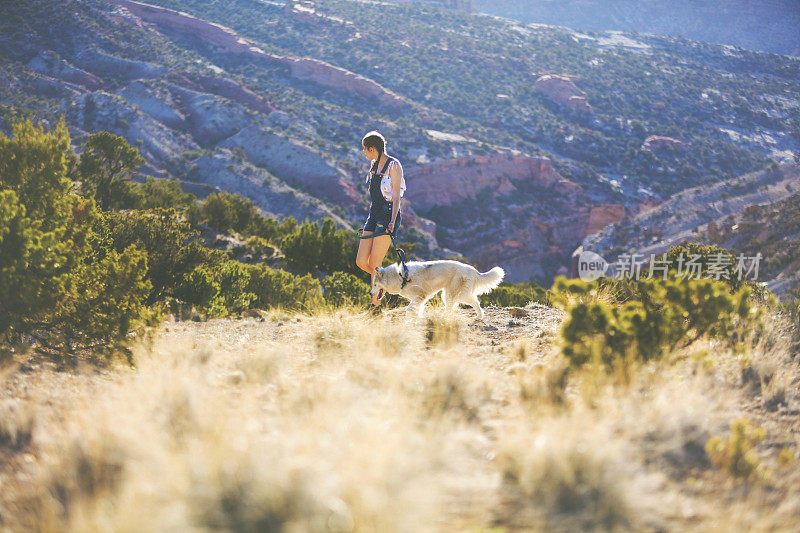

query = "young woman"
355;131;406;310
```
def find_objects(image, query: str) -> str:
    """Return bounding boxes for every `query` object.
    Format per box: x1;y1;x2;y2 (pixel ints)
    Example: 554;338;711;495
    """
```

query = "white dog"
372;260;505;319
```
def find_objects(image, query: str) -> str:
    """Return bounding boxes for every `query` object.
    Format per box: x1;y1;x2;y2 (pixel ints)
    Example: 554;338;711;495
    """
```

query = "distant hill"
1;0;798;283
580;162;800;296
474;0;800;57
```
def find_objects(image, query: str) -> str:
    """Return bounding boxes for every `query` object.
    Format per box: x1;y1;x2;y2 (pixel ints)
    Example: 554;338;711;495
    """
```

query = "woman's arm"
388;160;402;232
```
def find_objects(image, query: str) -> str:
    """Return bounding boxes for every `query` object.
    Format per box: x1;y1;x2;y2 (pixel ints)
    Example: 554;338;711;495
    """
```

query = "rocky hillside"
1;0;798;282
580;162;800;295
475;0;800;56
716;191;800;296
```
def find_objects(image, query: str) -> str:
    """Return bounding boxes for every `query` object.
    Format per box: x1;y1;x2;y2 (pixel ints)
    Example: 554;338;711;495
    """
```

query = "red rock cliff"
405;153;575;211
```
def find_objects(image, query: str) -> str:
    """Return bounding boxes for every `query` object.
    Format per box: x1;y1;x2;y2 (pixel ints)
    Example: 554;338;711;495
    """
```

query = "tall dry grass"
0;304;798;531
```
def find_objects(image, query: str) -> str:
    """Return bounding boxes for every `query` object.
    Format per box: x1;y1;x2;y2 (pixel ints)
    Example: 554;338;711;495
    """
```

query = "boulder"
643;135;684;151
534;74;592;113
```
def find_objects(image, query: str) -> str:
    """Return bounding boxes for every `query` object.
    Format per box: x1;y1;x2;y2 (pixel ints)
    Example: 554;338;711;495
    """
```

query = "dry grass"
0;304;798;531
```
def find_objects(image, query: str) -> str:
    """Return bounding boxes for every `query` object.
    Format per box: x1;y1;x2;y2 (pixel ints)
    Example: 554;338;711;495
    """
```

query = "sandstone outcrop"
28;51;102;90
118;81;186;129
402;152;603;282
194;75;274;115
643;135;684;151
188;151;349;227
580;162;800;282
221;125;361;206
533;74;592;113
166;84;253;145
73;48;166;81
283;58;408;108
111;0;252;54
110;0;409;109
586;203;627;235
66;91;199;166
405;153;574;211
284;2;319;23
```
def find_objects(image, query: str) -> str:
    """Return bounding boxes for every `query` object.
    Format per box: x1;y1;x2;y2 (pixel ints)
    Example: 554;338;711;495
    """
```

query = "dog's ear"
375;267;383;278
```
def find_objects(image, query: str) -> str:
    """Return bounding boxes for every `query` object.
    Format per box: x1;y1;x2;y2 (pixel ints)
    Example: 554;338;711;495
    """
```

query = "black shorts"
363;203;401;235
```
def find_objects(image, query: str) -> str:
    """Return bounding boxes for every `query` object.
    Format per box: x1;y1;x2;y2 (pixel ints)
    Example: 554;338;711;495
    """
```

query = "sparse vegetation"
706;419;767;482
2;300;796;531
1;2;799;530
0;120;363;358
552;273;759;370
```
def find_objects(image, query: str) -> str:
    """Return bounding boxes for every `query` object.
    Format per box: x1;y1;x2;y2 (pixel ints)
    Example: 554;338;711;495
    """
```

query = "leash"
358;225;412;289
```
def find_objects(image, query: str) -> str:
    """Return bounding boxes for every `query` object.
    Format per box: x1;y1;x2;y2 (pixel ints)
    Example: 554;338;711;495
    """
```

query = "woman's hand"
387;220;395;234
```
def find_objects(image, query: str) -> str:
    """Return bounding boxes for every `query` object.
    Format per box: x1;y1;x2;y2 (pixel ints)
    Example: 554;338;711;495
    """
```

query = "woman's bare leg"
356;231;374;274
368;235;393;306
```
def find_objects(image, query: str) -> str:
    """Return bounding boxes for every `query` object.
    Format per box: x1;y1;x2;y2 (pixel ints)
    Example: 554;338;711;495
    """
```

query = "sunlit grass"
0;305;798;531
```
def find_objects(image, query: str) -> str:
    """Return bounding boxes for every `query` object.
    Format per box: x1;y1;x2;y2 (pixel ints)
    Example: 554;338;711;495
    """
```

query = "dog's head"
372;263;402;296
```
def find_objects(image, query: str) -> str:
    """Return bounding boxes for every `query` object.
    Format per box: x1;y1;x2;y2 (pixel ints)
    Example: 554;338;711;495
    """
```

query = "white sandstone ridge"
66;91;199;167
118;81;187;130
166;83;253;146
186;149;349;227
72;48;167;81
109;0;411;109
117;77;274;146
27;51;103;91
220;126;362;206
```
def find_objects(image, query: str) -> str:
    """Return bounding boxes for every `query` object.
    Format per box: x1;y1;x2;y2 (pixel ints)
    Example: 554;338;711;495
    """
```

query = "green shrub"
175;265;220;313
135;177;197;210
0;189;72;338
321;271;370;307
245;265;323;311
100;209;224;305
664;242;753;292
215;261;255;315
0;118;76;224
480;281;548;308
76;131;145;210
552;274;759;370
281;218;359;276
243;236;278;259
0;120;152;354
46;245;152;352
189;191;263;235
706;419;766;482
176;261;255;317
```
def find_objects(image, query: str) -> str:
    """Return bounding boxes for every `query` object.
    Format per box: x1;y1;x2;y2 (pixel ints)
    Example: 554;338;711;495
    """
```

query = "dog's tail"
474;266;505;295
